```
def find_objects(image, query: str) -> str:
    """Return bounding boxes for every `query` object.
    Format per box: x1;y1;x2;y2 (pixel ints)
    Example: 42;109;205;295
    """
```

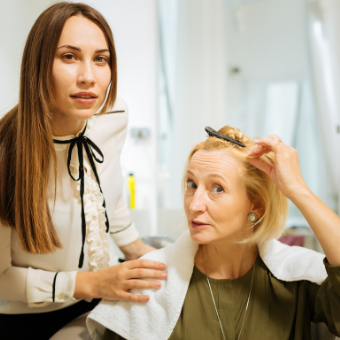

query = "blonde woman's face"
184;150;255;245
52;16;111;127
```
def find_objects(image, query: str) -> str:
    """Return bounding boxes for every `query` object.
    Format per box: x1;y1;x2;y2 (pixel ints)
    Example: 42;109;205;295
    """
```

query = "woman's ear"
250;201;264;219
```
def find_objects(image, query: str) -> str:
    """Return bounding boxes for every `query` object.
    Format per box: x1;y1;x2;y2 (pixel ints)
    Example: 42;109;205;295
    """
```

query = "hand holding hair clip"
205;126;246;148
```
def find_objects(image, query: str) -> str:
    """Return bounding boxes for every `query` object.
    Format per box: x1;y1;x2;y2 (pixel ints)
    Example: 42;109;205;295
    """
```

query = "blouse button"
92;215;97;221
58;293;63;300
64;294;69;301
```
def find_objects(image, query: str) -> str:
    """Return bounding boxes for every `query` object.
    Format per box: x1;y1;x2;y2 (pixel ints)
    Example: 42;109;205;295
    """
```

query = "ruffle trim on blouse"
63;117;109;272
78;171;110;272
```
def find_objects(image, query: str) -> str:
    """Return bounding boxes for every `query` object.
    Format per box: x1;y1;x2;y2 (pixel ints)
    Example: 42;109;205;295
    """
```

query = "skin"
185;150;260;279
249;135;340;266
52;15;111;136
52;16;164;302
188;135;340;281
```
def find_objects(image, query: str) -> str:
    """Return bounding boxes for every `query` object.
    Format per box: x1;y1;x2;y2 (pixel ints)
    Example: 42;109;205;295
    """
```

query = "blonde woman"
0;3;166;339
88;126;340;340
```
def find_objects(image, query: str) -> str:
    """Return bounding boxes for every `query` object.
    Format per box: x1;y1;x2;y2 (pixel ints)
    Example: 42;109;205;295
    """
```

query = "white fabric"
87;230;327;340
259;236;327;285
26;270;78;308
0;97;139;314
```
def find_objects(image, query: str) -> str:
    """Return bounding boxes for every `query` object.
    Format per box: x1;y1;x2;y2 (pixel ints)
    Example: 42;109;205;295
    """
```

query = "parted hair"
0;2;117;254
182;126;288;246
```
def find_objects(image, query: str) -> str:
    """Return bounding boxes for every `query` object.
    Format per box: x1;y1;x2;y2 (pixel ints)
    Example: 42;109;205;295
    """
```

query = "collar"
53;118;93;151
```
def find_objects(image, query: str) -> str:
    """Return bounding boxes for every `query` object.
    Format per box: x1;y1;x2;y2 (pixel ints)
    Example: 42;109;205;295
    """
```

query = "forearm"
119;238;156;260
290;187;340;265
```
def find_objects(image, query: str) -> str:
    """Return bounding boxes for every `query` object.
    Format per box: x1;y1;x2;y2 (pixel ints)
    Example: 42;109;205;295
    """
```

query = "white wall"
223;0;334;213
0;0;56;114
85;0;159;234
224;0;310;135
0;0;159;235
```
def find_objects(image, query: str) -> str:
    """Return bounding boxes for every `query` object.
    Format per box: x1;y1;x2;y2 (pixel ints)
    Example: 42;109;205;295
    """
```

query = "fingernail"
155;282;162;288
161;273;167;279
160;264;166;270
248;146;257;155
144;296;150;301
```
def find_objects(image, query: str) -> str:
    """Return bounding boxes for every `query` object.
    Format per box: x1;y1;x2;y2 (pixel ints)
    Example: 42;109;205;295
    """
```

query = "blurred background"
1;0;340;250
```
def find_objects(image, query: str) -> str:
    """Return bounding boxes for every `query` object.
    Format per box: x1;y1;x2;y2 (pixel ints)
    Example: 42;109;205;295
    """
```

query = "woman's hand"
248;134;340;265
247;134;308;200
120;238;157;261
74;259;166;302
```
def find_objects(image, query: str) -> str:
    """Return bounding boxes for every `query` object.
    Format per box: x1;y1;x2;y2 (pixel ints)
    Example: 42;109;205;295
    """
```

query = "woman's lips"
71;97;97;105
71;92;98;105
190;220;210;230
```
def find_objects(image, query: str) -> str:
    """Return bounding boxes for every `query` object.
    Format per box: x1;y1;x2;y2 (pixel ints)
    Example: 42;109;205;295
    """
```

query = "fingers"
119;291;150;303
248;158;274;176
255;135;283;150
127;268;167;280
125;279;162;290
248;135;283;157
126;259;166;271
248;144;272;158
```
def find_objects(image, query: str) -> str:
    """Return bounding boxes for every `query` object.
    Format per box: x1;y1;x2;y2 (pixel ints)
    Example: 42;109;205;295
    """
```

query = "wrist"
287;184;314;205
120;238;143;260
74;271;97;299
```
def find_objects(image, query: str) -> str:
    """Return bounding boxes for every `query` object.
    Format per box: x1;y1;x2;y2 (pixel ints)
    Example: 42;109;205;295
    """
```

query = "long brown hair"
0;2;117;254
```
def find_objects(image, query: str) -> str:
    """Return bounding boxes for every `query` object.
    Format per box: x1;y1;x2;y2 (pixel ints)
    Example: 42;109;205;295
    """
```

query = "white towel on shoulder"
87;230;327;340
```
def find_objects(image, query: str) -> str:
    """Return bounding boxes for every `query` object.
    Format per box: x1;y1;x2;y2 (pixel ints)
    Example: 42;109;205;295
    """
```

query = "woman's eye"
62;54;75;61
187;180;197;189
212;186;224;193
95;56;107;63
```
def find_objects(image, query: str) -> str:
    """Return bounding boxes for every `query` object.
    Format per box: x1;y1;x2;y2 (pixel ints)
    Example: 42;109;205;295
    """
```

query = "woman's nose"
189;189;207;213
78;60;96;85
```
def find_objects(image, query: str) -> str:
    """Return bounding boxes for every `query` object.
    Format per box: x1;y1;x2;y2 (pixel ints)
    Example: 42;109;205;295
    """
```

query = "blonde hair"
182;125;288;246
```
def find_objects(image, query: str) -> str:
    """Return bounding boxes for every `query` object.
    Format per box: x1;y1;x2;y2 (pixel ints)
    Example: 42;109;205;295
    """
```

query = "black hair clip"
205;126;246;148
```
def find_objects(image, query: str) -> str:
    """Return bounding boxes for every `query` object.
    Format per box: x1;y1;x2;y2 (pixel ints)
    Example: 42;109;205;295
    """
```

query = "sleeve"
109;195;139;247
310;258;340;336
0;222;78;307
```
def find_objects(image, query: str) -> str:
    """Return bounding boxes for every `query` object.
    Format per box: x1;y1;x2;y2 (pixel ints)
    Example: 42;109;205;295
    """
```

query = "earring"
248;213;257;223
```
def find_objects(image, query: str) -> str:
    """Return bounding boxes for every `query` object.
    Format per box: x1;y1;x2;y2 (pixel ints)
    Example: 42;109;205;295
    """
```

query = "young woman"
0;3;165;339
89;126;340;340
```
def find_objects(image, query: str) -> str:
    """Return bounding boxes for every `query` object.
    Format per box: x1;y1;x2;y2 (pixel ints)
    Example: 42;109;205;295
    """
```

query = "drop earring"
248;213;257;223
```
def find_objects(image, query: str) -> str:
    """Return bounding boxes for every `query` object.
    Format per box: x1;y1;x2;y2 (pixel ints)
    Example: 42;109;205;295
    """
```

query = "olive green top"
103;256;340;340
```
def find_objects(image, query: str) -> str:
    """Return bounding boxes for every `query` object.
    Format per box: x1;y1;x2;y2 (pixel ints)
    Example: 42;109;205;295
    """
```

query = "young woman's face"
52;15;111;126
184;150;255;245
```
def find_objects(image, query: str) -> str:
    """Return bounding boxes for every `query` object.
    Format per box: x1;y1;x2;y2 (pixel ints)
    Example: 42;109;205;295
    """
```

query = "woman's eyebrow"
57;45;109;53
207;173;226;180
187;170;227;182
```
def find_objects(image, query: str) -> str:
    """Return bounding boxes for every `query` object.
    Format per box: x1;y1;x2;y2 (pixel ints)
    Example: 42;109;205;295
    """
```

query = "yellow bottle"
127;173;135;209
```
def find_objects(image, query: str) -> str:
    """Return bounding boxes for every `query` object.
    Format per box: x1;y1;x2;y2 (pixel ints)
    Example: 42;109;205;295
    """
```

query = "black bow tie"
53;123;109;268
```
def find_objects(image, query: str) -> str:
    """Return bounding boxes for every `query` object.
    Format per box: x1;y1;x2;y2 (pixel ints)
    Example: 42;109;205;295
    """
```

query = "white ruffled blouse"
0;97;139;314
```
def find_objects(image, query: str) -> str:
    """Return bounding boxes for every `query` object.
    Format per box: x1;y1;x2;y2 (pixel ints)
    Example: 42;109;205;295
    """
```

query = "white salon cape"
0;97;139;314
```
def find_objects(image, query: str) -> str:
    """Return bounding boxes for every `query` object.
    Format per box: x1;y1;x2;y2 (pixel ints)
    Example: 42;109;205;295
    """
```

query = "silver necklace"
202;248;256;340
